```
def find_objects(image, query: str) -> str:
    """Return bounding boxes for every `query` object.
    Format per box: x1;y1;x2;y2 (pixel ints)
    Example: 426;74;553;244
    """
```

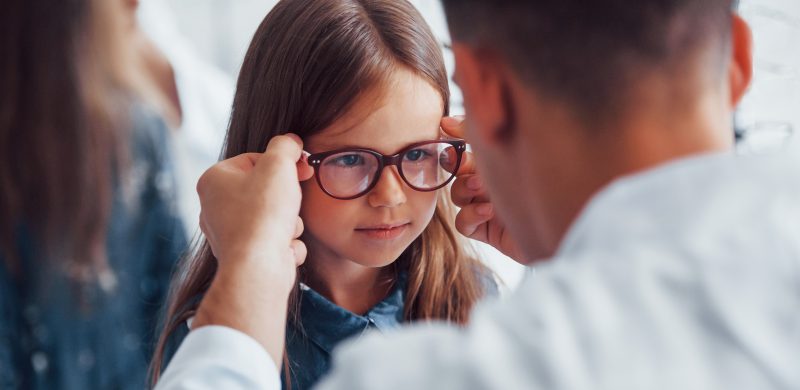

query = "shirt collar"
555;147;800;261
294;273;407;354
556;150;733;259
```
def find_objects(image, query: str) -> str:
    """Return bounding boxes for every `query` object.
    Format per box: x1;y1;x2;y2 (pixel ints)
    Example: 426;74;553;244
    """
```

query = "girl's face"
300;68;443;270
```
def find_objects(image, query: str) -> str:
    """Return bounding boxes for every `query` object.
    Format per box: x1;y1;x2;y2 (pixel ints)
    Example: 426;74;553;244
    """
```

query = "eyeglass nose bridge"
376;152;404;171
363;152;407;190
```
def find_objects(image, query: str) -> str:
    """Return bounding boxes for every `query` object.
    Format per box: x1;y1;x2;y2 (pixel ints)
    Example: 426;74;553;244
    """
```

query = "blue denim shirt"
161;275;409;390
283;274;408;390
164;270;497;390
0;107;187;390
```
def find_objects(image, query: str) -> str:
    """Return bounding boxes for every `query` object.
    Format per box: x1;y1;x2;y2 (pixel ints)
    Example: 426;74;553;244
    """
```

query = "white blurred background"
137;0;799;290
737;0;800;152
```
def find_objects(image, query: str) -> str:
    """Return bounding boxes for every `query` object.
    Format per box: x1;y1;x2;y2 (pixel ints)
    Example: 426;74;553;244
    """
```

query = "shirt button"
31;351;49;373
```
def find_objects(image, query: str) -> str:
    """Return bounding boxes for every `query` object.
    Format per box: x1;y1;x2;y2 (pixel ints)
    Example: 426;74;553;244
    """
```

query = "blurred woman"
0;0;187;388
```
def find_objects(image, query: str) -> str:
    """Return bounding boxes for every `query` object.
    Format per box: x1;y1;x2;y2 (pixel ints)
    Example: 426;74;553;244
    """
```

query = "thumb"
454;203;494;240
255;134;305;175
441;116;466;139
297;152;314;182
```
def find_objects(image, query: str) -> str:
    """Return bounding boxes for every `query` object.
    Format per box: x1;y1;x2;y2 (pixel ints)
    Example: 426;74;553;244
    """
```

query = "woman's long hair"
151;0;490;383
0;0;130;285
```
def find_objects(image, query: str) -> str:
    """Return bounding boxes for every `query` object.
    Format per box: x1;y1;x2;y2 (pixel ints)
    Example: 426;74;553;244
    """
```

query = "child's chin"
348;249;406;269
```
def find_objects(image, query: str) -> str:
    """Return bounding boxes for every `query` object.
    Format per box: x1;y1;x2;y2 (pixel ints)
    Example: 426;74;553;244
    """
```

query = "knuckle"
451;191;471;207
454;210;469;230
196;169;215;197
267;135;297;154
261;151;292;171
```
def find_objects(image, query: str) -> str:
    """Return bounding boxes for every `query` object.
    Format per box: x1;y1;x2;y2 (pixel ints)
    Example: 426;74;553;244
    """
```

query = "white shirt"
157;144;800;390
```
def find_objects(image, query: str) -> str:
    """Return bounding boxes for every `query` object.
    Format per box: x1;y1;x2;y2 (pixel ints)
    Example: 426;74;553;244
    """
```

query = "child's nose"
367;166;407;208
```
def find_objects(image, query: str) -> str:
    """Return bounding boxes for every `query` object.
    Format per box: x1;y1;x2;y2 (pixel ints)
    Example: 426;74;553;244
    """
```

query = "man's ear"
729;14;753;107
452;43;514;147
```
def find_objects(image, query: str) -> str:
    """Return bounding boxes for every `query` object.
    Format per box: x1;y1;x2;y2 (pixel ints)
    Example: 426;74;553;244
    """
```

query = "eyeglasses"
306;140;467;200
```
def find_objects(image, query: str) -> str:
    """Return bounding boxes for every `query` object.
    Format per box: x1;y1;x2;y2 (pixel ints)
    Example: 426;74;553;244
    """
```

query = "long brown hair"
0;0;130;283
151;0;490;382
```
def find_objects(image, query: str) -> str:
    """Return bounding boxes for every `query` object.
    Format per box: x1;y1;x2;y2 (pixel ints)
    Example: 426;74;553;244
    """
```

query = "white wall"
737;0;800;148
155;0;800;130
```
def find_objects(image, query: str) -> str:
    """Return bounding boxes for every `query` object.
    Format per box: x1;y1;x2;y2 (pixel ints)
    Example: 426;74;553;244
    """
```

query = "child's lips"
354;222;411;240
356;221;411;230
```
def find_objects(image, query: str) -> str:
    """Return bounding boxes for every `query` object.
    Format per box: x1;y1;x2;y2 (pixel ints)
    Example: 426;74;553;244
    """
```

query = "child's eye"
404;149;432;162
327;154;365;167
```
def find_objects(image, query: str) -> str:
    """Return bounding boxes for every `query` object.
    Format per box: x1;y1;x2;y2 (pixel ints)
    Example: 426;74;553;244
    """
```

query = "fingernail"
467;175;483;191
286;133;300;141
476;203;493;217
442;116;465;127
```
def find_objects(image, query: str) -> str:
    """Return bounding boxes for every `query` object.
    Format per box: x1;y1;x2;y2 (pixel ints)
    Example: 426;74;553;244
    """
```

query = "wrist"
214;252;297;304
216;241;280;269
193;268;292;368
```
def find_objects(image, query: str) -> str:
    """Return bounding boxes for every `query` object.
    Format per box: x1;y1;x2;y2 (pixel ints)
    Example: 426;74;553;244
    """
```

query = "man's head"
442;0;752;261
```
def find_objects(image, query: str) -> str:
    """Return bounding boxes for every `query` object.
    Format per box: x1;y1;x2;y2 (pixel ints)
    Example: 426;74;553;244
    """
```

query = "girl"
152;1;496;388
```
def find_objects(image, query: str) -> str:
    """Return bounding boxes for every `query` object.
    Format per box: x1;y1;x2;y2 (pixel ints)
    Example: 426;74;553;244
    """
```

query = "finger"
256;134;304;174
198;214;220;257
441;116;466;139
297;152;314;182
223;153;261;172
443;149;476;176
294;217;304;239
196;152;263;198
456;150;476;176
290;239;307;266
198;212;208;236
454;202;495;240
451;173;490;207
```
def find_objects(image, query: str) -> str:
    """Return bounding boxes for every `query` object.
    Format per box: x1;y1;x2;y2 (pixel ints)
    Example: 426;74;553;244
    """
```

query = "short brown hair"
442;0;735;122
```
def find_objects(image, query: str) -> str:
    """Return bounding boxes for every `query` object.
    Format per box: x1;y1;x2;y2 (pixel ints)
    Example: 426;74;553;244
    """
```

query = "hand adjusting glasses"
306;140;467;200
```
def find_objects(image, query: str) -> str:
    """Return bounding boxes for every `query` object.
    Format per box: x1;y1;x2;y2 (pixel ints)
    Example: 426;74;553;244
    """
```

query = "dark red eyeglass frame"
306;139;467;200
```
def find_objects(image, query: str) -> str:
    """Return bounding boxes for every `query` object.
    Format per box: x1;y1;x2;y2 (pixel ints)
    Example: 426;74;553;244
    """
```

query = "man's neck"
614;91;734;176
514;82;734;262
